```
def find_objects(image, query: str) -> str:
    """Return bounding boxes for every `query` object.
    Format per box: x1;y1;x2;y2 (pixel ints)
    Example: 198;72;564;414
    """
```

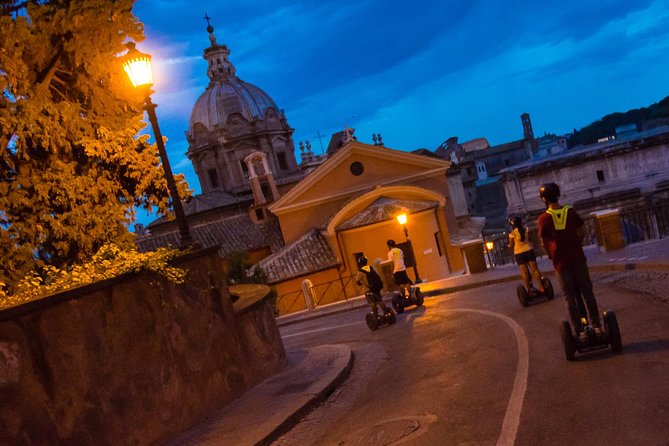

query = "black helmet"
357;256;368;267
539;183;560;203
386;239;396;248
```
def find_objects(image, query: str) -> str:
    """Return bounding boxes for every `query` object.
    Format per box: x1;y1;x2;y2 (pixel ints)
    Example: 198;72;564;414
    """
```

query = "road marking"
433;308;529;446
607;255;648;262
281;304;529;446
281;321;362;339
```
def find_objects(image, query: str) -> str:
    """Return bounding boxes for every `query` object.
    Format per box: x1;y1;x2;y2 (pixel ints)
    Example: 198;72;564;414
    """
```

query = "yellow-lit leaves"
0;244;186;309
0;2;190;287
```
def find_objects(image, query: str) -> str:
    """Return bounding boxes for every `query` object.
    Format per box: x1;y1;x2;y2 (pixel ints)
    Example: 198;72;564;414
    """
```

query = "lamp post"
122;42;194;249
396;213;422;283
485;240;495;268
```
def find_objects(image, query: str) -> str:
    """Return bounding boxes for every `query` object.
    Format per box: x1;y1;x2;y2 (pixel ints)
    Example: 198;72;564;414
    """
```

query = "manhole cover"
336;415;435;446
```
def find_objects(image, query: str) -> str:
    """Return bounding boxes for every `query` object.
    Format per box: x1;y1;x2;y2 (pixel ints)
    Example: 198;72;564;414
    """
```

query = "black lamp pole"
144;96;194;249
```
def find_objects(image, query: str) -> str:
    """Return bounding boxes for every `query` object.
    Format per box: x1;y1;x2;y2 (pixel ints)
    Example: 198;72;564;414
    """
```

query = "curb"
256;345;354;446
277;262;669;326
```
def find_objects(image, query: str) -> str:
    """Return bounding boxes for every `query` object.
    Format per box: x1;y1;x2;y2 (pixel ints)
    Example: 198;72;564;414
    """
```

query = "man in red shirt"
537;183;601;334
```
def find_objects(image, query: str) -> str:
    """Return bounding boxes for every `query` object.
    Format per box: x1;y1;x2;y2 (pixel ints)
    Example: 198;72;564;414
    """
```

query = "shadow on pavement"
619;339;669;355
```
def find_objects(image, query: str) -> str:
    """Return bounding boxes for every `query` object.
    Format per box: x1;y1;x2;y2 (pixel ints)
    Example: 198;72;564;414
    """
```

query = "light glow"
396;213;407;225
122;43;153;88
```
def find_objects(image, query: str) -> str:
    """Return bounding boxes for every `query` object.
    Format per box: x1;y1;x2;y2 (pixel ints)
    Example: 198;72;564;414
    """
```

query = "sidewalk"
169;238;669;446
166;344;353;446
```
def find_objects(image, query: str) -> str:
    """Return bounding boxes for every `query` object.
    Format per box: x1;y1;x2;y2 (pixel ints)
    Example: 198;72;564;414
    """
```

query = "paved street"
276;269;669;446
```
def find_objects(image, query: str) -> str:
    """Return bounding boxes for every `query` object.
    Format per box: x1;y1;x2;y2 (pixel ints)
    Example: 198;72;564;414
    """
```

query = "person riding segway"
387;240;424;314
538;182;622;360
357;256;396;331
508;215;553;306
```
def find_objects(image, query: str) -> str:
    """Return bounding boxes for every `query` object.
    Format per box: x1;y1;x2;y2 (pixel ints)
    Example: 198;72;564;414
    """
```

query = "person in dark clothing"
356;256;389;317
537;182;601;336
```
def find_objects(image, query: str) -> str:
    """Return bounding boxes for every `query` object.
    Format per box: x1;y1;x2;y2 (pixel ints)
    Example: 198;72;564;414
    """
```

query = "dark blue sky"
132;0;669;222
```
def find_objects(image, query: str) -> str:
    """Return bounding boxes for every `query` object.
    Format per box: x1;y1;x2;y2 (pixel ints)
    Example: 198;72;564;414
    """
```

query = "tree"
0;0;190;289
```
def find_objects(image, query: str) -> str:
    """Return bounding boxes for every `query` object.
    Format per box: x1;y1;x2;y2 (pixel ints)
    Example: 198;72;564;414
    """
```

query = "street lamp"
395;213;422;283
122;42;194;249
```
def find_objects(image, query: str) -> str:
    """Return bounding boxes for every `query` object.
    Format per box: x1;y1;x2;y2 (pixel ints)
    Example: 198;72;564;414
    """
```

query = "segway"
559;310;622;361
365;292;396;331
391;284;424;314
517;277;554;307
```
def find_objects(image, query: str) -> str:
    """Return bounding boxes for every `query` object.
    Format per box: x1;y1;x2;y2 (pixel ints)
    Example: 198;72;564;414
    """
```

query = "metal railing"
484;215;598;267
619;206;669;243
275;274;359;315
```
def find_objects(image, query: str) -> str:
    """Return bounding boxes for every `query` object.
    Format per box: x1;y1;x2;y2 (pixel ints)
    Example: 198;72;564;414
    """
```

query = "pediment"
269;141;449;215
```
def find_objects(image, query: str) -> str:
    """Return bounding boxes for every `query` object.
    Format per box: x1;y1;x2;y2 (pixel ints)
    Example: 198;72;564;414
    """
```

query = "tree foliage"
0;0;190;289
568;96;669;147
0;244;186;309
226;251;270;286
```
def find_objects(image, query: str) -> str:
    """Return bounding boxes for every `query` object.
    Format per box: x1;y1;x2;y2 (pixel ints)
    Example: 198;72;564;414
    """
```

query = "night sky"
132;0;669;223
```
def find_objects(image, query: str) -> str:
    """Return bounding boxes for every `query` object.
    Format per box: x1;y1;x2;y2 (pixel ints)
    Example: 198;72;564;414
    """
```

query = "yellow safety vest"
546;205;571;230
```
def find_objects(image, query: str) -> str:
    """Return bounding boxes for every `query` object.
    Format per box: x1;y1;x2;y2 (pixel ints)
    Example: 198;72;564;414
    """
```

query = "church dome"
190;77;278;132
188;23;280;134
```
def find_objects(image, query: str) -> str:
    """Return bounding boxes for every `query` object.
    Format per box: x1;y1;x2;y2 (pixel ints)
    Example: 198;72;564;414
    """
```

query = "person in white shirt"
387;239;412;295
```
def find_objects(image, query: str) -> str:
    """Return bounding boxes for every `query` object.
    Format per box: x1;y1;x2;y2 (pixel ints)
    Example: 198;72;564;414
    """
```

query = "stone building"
434;113;543;230
500;125;669;221
138;22;317;262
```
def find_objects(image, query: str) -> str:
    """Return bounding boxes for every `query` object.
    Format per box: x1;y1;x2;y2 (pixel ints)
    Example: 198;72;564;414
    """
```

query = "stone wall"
502;133;669;216
0;247;285;445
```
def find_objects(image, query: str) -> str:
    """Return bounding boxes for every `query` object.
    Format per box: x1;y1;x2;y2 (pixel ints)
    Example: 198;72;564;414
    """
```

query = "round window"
350;161;364;176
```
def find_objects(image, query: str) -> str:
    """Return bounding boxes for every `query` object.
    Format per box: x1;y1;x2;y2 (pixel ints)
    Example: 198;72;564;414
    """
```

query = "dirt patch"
595;271;669;304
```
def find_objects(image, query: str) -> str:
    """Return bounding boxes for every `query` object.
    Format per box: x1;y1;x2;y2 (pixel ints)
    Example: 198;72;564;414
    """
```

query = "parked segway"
559;310;622;361
365;292;396;331
391;284;424;314
517;276;554;307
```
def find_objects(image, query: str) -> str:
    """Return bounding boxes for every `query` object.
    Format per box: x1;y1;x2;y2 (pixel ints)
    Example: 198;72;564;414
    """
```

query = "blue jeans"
556;262;601;331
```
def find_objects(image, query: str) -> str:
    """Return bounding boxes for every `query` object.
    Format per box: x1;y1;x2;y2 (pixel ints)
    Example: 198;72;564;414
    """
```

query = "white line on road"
281;304;529;446
433;308;529;446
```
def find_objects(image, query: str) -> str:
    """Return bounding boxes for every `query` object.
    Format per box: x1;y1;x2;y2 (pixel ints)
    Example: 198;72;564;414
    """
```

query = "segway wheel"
415;288;424;307
517;285;529;307
559;320;576;361
604;310;622;353
392;294;405;314
542;277;554;299
387;309;396;324
366;312;378;331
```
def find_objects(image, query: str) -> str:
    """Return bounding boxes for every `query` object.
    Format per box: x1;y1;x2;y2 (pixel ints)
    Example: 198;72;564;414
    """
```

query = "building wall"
339;209;451;283
503;138;669;216
277;174;455;245
447;168;469;218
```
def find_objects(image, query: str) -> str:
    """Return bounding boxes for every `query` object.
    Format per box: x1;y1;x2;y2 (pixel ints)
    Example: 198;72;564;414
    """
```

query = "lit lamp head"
396;213;408;226
122;42;153;90
485;241;494;251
